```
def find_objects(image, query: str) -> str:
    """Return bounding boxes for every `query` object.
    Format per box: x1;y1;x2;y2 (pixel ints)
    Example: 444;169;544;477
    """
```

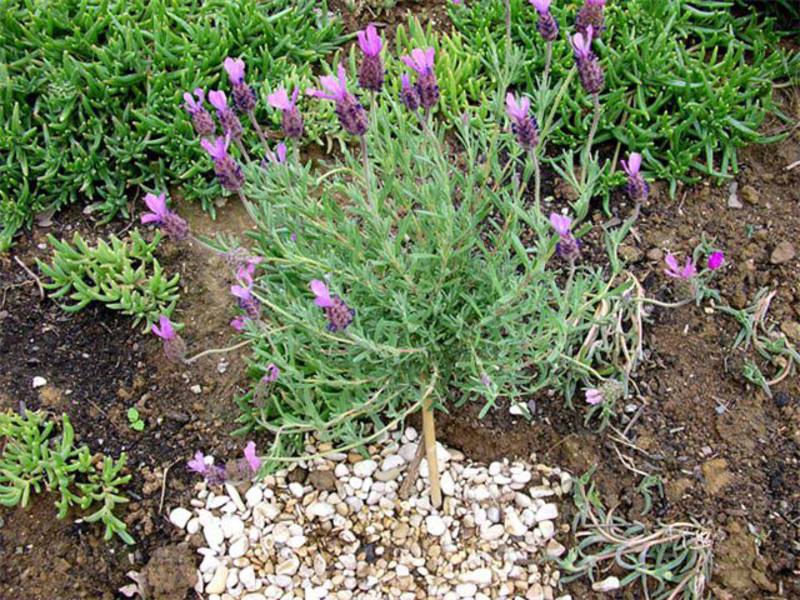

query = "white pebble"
425;515;447;537
352;459;378;478
535;503;559;521
32;376;47;388
169;507;192;529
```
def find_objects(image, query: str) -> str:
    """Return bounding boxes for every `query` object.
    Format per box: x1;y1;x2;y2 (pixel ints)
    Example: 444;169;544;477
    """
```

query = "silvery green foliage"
0;411;132;544
38;229;180;333
230;98;640;465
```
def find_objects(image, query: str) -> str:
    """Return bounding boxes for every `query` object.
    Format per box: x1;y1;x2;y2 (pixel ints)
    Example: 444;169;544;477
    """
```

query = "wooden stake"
422;394;442;508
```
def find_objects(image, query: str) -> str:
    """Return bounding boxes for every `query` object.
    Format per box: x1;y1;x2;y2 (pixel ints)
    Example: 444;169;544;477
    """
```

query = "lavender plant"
205;52;645;464
37;229;180;333
0;411;132;544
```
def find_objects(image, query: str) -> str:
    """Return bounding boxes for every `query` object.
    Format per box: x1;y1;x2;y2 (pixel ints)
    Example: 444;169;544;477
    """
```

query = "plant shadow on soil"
1;69;799;600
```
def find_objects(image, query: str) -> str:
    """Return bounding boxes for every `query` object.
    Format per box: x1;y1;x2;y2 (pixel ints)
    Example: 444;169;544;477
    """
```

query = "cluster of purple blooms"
140;192;188;242
549;212;581;262
310;279;355;333
188;441;262;485
231;262;261;321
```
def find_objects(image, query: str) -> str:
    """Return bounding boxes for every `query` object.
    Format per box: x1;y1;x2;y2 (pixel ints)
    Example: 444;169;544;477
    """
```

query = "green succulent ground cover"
448;0;799;195
0;0;346;250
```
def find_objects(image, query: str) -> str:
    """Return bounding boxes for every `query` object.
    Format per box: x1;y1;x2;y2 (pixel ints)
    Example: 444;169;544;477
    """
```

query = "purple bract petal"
707;251;725;271
223;57;246;85
243;441;261;473
585;388;603;405
268;87;292;110
357;24;382;57
152;315;176;340
208;90;228;112
187;451;208;474
310;279;333;308
529;0;552;12
549;212;572;236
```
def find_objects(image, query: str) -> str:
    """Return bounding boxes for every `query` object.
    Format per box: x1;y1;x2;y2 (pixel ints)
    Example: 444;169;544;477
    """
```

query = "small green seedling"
126;408;145;432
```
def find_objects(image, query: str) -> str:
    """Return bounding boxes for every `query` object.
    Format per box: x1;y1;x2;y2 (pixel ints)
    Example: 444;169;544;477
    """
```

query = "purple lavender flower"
243;441;261;474
152;315;186;363
310;279;355;332
187;451;225;484
400;48;438;111
264;142;287;165
585;388;603;405
506;93;539;151
621;152;649;202
230;316;246;332
267;87;304;139
263;363;280;383
529;0;559;42
357;24;384;93
307;65;368;137
140;192;189;241
576;0;606;38
399;74;420;111
231;268;261;320
183;88;215;138
664;254;697;279
201;136;245;192
707;251;725;271
208;90;244;140
223;57;257;114
571;27;604;95
549;212;581;261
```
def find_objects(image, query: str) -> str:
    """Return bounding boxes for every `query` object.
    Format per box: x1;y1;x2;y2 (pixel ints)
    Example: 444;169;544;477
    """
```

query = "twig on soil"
13;256;44;299
786;159;800;171
159;459;181;514
183;339;252;364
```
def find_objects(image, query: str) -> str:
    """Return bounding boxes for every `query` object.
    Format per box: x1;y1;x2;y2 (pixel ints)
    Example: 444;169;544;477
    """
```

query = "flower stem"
529;147;541;219
582;93;601;184
505;0;512;49
248;112;271;157
544;41;553;84
235;138;251;163
360;136;375;212
183;339;252;364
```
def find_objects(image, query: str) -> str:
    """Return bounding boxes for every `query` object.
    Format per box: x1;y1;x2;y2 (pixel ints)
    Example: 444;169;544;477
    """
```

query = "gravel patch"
169;427;574;600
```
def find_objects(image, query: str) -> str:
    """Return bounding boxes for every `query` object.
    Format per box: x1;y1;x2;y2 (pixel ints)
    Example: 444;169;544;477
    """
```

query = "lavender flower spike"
307;65;368;137
141;192;188;241
201;136;245;192
621;152;649;202
183;88;215;138
357;24;385;92
267;87;304;138
223;57;257;113
571;27;604;95
529;0;559;42
549;212;581;261
263;363;280;383
664;254;697;279
309;279;355;332
208;90;244;140
152;315;186;363
231;268;261;320
576;0;606;38
506;93;539;151
264;142;287;165
401;48;439;111
400;74;420;111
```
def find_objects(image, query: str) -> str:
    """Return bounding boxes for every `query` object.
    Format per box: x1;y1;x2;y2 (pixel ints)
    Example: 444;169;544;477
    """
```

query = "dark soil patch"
0;201;256;599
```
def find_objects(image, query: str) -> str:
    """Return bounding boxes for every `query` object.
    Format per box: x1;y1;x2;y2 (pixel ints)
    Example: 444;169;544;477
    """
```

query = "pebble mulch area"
169;427;575;600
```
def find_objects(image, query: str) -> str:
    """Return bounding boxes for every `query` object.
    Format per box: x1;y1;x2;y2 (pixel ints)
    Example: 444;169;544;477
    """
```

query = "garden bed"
1;1;799;599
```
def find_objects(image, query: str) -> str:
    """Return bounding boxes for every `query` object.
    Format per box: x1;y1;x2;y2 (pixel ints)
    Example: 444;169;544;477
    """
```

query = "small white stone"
529;485;555;498
190;384;202;394
504;509;528;536
352;459;378;478
461;568;492;586
203;521;224;548
425;515;447;537
403;427;418;441
398;443;418;462
512;471;532;484
526;583;544;600
440;471;456;496
229;536;248;558
207;495;229;510
535;503;558;521
306;501;335;519
545;539;566;558
199;554;220;573
239;566;258;591
288;482;304;498
169;507;192;529
243;594;267;600
221;514;245;539
245;486;263;507
538;520;555;539
206;565;228;594
592;576;621;592
456;583;477;597
272;522;291;544
482;524;505;541
286;535;306;549
32;376;47;389
381;455;405;471
186;517;200;535
275;555;300;576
